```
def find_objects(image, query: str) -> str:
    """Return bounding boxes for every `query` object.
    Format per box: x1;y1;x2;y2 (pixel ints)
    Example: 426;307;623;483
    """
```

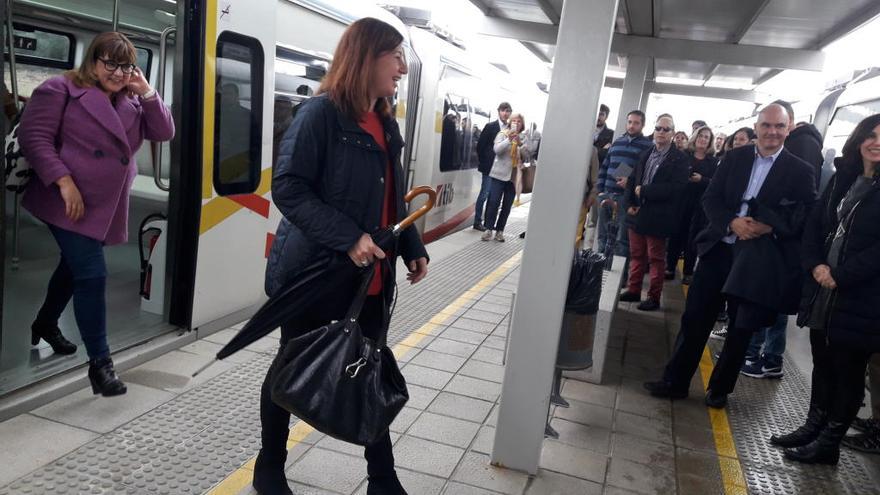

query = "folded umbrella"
193;186;436;376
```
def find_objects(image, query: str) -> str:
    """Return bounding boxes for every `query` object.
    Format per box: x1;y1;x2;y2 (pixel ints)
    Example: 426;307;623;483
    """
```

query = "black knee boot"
783;421;849;465
253;449;293;495
365;433;407;495
770;406;827;447
88;357;126;396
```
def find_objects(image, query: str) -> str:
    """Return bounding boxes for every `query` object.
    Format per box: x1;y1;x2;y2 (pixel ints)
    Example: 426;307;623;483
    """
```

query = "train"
0;0;548;395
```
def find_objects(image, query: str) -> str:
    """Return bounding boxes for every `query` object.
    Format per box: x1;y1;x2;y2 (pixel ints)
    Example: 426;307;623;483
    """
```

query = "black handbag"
268;265;408;446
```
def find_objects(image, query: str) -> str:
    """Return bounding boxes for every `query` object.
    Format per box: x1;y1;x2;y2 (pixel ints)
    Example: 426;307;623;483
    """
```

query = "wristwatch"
140;88;157;100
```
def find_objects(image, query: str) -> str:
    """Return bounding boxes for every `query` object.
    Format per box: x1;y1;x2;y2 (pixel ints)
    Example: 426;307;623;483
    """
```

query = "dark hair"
627;110;645;125
839;114;880;172
498;101;512;112
318;18;403;119
733;126;756;142
692;119;707;128
68;32;137;89
599;104;610;115
770;99;795;123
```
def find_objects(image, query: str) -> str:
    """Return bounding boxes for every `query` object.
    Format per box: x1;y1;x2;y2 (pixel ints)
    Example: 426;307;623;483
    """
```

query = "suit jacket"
477;120;502;174
20;75;175;245
594;126;614;164
625;145;690;238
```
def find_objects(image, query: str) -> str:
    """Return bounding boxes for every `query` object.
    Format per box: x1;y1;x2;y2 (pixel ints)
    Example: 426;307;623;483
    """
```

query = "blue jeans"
474;173;492;226
746;313;787;368
35;225;109;360
597;192;629;257
484;178;516;232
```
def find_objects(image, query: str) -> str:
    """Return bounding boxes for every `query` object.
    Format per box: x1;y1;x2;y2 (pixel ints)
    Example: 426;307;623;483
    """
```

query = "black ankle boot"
771;406;827;447
253;450;293;495
31;321;77;355
783;421;848;465
88;358;127;397
367;473;407;495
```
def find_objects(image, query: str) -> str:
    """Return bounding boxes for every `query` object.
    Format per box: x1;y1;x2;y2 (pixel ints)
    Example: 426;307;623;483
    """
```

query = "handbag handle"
344;265;376;325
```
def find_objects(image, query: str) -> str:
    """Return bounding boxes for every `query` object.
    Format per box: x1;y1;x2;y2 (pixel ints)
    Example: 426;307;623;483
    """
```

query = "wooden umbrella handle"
394;186;437;233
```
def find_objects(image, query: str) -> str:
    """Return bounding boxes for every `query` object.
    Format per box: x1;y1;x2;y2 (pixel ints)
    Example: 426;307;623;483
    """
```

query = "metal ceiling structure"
469;0;880;100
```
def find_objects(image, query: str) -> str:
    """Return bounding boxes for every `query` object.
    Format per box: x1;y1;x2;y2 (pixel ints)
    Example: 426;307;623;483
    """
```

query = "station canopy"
470;0;880;100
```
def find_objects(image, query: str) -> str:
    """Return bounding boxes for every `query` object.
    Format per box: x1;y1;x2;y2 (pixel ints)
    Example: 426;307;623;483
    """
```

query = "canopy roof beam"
604;77;759;102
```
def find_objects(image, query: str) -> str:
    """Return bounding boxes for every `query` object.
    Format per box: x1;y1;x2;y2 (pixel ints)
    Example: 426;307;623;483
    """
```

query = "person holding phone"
482;113;530;242
19;32;175;396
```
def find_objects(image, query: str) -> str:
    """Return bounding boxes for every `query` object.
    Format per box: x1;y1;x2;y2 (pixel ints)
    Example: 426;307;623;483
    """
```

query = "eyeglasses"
97;58;136;74
654;126;673;133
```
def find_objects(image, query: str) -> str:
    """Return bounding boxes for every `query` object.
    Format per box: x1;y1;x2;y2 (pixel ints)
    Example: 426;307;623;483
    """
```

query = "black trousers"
809;328;872;423
259;294;396;478
663;243;733;393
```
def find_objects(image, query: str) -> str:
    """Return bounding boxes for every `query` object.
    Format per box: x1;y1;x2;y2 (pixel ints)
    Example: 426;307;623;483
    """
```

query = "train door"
187;0;277;330
0;0;196;395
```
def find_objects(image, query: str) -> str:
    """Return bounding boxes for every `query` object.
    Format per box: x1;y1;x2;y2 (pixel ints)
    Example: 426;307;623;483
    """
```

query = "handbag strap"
344;265;376;324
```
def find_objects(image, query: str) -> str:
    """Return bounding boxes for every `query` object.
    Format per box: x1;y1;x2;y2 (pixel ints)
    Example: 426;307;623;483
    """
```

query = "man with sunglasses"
618;115;689;311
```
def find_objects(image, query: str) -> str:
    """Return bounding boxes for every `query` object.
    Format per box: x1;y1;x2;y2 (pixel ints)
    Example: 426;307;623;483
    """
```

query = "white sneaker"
481;230;493;241
709;326;728;340
494;231;505;242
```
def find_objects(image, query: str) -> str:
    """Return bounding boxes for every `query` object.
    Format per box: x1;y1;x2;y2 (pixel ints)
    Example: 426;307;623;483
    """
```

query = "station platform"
1;204;879;495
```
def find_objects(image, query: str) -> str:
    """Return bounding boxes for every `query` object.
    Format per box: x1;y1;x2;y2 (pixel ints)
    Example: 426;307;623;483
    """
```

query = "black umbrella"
193;186;437;376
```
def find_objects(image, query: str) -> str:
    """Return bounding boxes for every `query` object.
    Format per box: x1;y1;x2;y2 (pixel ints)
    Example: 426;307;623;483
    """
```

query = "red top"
358;111;396;295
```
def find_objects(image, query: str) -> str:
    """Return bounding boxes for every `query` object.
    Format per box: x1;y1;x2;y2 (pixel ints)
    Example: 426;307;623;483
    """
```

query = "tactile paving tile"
0;223;526;494
712;340;879;495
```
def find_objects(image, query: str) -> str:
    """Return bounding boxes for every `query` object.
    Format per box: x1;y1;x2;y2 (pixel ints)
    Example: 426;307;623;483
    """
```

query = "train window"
4;23;75;69
213;31;264;196
437;66;489;172
134;47;152;81
825;98;880;159
272;46;327;167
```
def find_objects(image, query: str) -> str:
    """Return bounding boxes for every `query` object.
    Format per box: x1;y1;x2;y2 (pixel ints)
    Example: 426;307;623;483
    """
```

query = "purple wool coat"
19;75;175;245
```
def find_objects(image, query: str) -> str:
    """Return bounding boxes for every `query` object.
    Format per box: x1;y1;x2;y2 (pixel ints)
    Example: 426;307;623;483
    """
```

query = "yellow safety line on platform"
682;282;748;495
205;250;523;494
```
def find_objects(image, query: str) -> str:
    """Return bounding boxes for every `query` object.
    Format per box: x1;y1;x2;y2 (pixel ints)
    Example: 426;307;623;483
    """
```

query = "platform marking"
205;250;523;494
682;281;748;495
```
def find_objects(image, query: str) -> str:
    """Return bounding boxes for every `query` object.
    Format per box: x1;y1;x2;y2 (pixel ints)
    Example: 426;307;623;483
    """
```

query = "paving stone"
482;335;507;351
393;436;465;478
286;448;366;493
444;376;502;402
407;412;480;448
606;457;676;495
675;447;724;495
613;411;673;445
471;347;505;365
602;485;643;495
316;432;399;458
440;327;490;345
610;432;675;472
561;379;616;408
458;360;505;383
409;350;468;373
427;392;494;424
393;344;421;363
548;418;611;455
390;407;422;434
31;383;176;434
673;424;717;455
471;426;496;455
406;384;441;410
671;399;712;431
462;309;505;324
178;339;260;365
552;399;613;430
451;452;529;494
539;439;607;483
121;350;236;393
426;338;479;358
486;405;499;427
0;414;99;486
386;469;446;495
450;318;498;334
615;381;672;421
442;481;505;494
525;470;603;495
402;364;455;390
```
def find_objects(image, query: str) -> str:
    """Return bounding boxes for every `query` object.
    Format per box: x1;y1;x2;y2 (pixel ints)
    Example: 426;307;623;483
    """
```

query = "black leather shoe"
619;291;641;302
473;223;486;231
367;474;408;495
253;450;293;495
664;271;675;280
637;299;660;311
643;380;688;399
31;321;77;355
770;407;827;448
88;358;127;397
704;390;728;409
784;421;848;465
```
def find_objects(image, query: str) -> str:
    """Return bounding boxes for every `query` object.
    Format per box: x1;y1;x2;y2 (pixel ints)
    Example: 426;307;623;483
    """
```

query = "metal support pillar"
490;0;619;475
615;55;649;135
111;0;120;32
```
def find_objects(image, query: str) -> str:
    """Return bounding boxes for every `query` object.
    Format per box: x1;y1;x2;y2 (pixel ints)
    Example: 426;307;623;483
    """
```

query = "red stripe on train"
229;194;271;218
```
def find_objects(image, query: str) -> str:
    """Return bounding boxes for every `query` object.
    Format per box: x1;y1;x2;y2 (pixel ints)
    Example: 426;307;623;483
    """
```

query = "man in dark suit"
474;102;511;230
619;115;689;311
643;104;816;406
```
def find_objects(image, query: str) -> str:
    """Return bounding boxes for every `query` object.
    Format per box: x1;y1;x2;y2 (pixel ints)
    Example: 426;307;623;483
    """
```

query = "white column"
490;0;619;475
615;55;650;135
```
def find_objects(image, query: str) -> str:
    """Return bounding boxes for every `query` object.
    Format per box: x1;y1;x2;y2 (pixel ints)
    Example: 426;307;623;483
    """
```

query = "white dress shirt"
722;146;784;244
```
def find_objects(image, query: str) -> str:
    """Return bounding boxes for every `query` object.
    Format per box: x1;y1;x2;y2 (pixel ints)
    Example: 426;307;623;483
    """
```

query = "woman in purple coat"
19;32;175;397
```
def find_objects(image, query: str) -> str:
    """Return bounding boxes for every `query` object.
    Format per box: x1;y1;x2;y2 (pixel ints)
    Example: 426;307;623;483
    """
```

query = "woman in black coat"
771;114;880;465
256;19;428;495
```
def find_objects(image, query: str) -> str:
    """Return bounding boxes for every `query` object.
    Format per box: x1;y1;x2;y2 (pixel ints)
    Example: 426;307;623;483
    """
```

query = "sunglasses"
98;58;137;74
654;126;673;133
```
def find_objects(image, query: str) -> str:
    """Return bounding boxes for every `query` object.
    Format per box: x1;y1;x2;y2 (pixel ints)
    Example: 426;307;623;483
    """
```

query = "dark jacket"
625;145;690;238
476;120;502;174
799;163;880;350
697;145;816;257
594;126;614;164
785;124;824;189
266;94;428;296
680;153;718;227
